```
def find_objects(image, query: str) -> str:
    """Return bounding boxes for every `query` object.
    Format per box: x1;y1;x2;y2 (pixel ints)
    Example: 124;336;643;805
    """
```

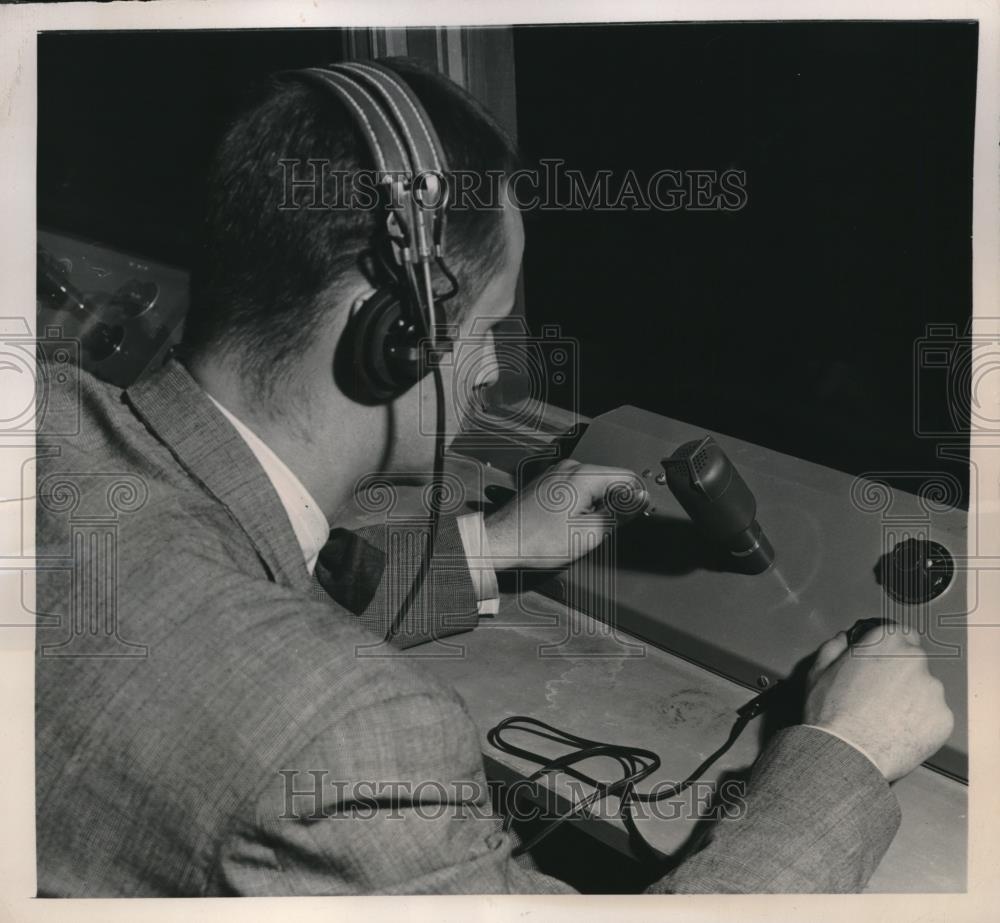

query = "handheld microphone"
661;435;775;574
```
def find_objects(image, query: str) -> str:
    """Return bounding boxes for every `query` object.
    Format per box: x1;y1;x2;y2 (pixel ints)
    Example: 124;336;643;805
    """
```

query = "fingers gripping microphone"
661;436;775;574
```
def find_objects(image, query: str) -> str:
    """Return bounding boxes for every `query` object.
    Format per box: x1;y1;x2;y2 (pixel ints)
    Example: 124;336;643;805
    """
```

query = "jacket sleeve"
214;689;575;895
647;725;902;893
313;515;480;649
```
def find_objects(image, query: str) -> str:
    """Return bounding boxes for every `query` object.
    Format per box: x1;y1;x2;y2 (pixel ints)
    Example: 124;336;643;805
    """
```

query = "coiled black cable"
489;617;891;857
488;682;782;860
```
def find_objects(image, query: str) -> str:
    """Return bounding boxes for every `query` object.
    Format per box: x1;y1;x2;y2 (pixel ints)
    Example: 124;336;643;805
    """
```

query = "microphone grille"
669;437;713;470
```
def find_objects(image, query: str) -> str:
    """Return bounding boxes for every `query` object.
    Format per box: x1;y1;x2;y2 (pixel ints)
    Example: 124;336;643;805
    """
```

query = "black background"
514;22;976;503
38;23;977;504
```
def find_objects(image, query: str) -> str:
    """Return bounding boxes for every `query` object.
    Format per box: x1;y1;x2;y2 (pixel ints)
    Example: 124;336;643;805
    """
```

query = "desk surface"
411;589;967;893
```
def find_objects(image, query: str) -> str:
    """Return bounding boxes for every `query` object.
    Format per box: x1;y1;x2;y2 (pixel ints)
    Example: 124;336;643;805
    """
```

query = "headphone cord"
488;683;780;861
384;260;448;643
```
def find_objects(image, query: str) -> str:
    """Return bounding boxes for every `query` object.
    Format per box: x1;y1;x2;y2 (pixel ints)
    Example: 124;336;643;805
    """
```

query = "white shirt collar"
206;394;329;575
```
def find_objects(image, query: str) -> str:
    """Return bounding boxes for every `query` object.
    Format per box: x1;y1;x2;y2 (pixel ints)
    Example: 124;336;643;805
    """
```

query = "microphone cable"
488;618;892;859
487;681;786;861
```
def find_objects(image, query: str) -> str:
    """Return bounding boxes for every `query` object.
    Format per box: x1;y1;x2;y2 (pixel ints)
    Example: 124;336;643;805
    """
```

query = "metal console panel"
555;405;967;780
37;228;189;388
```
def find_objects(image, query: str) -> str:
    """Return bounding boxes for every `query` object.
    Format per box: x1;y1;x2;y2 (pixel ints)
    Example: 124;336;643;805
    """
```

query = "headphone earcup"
347;287;424;403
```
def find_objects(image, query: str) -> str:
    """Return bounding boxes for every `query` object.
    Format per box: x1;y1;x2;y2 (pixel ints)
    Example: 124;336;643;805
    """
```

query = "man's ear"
384;211;407;269
349;286;377;317
387;236;405;269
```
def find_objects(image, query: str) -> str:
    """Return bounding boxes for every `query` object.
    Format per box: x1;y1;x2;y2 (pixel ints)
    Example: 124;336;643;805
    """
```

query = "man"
34;57;952;896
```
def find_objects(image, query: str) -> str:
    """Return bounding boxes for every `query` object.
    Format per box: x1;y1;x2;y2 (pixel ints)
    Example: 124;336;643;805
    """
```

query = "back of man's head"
182;57;520;400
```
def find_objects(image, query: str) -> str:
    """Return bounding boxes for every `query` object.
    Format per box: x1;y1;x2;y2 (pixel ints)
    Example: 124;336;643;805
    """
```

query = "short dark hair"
183;56;520;395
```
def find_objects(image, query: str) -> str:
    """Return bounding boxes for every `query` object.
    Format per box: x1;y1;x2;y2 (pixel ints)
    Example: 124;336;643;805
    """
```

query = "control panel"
549;405;968;780
37;228;189;388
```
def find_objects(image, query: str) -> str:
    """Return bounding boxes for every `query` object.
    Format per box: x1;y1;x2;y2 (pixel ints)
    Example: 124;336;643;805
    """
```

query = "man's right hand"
483;459;646;571
803;625;954;782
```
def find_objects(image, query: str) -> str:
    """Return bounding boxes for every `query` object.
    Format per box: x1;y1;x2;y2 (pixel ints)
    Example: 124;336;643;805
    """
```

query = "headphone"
286;60;459;642
288;60;457;403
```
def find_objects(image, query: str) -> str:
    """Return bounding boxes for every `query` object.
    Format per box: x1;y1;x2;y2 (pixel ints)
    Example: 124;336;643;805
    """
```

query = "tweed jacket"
34;359;901;895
